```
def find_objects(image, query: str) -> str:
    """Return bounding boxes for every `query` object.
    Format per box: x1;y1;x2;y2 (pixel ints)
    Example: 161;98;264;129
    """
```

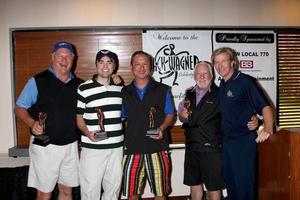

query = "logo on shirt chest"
226;90;234;98
205;100;214;104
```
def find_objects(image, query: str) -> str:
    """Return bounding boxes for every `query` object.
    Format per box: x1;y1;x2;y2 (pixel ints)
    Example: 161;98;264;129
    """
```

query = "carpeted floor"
0;165;190;200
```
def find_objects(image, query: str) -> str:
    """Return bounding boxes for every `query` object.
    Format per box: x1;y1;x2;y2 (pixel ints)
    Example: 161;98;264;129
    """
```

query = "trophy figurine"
33;112;50;146
146;107;159;137
94;108;108;141
184;96;192;125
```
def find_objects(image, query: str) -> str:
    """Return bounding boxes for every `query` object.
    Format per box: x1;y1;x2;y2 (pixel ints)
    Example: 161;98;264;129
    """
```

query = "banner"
143;30;212;125
213;30;277;106
143;30;277;124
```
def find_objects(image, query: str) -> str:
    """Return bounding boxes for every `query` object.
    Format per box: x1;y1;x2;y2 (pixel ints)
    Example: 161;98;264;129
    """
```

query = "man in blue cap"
15;41;82;200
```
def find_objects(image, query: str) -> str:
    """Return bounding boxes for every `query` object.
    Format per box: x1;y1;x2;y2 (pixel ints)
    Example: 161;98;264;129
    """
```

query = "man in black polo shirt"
211;47;274;200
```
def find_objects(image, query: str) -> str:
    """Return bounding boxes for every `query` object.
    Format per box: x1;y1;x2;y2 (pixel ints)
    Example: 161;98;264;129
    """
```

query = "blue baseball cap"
52;41;74;54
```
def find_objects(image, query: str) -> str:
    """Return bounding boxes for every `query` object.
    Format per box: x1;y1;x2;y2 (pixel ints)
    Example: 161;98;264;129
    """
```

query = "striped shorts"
122;151;172;198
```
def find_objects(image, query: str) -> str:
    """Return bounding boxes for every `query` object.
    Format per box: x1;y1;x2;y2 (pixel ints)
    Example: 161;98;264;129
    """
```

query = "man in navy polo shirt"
211;47;274;200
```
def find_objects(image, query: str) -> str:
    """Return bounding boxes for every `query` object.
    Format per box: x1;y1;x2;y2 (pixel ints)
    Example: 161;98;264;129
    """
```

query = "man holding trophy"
178;62;260;200
178;62;225;200
32;112;50;146
121;51;175;200
15;41;82;200
76;50;124;200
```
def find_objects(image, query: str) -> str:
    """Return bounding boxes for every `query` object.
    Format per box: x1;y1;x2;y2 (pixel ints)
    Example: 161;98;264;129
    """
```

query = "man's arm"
150;89;175;140
151;114;175;140
14;105;43;135
76;114;96;142
159;114;175;132
256;106;274;143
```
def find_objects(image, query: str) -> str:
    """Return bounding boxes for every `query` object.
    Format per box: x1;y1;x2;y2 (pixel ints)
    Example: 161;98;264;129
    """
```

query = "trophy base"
33;135;50;147
146;129;159;137
94;131;108;141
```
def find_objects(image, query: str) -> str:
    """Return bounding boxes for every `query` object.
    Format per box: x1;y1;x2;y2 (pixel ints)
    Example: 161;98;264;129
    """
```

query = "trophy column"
33;112;50;146
146;107;159;136
94;108;108;141
183;98;192;125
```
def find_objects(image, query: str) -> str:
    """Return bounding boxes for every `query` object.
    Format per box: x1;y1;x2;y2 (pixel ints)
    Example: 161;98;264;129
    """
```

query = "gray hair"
194;61;214;77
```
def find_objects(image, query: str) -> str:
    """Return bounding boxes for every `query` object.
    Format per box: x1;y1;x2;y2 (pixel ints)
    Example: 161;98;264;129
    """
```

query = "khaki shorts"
28;137;80;192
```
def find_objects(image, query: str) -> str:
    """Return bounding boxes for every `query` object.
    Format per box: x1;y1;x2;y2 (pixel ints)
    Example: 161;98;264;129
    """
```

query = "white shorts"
28;137;80;192
80;147;123;200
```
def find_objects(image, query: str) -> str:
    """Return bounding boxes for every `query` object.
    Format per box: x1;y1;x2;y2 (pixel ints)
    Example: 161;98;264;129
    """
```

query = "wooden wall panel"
14;30;142;146
169;126;185;144
13;29;185;147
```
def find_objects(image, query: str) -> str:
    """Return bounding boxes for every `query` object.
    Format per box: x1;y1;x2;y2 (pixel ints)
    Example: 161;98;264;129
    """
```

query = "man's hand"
31;121;44;135
256;129;272;143
247;115;259;130
150;128;163;140
112;74;122;85
256;106;274;143
86;131;98;142
179;107;192;123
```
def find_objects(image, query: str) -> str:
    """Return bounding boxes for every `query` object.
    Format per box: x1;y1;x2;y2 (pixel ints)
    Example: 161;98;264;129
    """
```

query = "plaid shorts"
122;151;171;198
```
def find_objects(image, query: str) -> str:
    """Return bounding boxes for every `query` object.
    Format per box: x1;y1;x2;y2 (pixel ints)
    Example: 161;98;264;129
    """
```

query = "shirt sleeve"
76;86;86;115
16;77;38;109
164;90;174;115
247;78;270;115
121;104;128;119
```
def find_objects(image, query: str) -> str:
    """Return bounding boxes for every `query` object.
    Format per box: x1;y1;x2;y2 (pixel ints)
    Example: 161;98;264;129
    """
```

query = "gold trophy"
184;96;192;125
33;112;50;146
146;107;159;137
94;108;108;141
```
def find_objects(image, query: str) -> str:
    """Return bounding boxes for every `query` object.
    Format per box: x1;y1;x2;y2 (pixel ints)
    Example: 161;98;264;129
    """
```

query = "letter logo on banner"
153;44;199;86
143;31;212;125
240;60;254;69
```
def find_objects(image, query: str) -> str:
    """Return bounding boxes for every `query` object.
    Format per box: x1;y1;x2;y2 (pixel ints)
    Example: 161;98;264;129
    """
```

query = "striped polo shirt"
77;76;123;149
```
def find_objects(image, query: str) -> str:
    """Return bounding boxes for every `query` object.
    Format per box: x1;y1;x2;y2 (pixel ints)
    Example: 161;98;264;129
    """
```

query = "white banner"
143;31;212;124
213;30;277;106
143;30;277;124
